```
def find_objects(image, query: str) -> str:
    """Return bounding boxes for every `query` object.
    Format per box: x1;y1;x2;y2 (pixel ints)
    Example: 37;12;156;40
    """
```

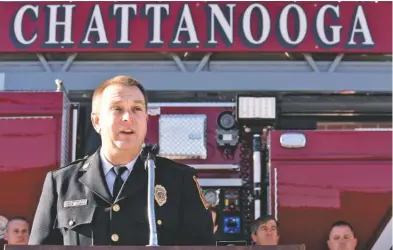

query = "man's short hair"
250;215;279;235
328;220;355;235
5;217;29;231
92;75;148;113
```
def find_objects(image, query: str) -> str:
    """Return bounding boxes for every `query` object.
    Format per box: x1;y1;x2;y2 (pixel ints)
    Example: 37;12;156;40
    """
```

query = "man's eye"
112;107;122;111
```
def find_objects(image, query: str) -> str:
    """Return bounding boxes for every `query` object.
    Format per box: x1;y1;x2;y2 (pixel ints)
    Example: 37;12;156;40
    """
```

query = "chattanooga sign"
0;2;391;53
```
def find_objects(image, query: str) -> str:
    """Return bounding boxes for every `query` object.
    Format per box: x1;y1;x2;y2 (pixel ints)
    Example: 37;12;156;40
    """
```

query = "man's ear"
327;240;331;249
4;231;8;241
91;113;101;134
251;233;257;243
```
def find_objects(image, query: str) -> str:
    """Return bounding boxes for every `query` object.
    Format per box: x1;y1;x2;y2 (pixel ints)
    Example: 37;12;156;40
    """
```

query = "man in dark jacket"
28;75;215;246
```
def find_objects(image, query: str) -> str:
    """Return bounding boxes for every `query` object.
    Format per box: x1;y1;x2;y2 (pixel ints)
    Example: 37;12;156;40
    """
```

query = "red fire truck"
0;1;391;249
0;90;391;249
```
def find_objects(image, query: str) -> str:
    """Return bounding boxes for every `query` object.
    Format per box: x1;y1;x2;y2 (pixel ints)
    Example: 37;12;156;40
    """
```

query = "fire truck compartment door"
269;130;392;250
0;117;59;222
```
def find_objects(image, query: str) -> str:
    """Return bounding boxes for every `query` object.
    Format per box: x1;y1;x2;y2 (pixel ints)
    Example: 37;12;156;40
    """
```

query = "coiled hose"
238;130;253;238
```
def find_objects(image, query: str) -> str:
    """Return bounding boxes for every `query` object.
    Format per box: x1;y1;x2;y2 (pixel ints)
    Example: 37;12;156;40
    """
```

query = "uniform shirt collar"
99;149;138;176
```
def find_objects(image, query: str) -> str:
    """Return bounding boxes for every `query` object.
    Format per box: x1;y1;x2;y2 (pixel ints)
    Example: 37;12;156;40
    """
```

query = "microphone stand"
145;144;159;246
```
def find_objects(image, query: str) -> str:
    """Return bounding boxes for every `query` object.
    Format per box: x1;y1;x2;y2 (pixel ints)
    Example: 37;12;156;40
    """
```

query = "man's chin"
115;141;140;151
14;242;28;245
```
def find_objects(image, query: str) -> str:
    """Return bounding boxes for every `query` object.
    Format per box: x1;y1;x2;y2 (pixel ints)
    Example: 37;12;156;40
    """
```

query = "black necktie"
112;166;127;200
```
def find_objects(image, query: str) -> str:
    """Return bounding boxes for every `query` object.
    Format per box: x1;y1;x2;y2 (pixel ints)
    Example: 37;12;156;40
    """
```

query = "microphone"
144;144;159;246
143;144;160;164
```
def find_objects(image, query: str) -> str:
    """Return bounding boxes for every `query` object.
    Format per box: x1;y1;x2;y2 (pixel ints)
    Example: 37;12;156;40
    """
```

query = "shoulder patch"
193;176;209;210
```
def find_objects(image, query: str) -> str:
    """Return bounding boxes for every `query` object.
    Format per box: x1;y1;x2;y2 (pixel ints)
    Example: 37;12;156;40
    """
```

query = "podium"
4;245;306;250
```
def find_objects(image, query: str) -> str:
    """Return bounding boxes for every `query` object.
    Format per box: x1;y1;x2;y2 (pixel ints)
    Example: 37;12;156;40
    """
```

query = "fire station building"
0;2;391;131
0;2;392;250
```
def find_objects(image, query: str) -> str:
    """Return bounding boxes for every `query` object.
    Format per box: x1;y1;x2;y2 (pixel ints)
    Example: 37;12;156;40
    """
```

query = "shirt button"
68;220;74;226
113;204;120;212
157;220;162;225
111;234;119;242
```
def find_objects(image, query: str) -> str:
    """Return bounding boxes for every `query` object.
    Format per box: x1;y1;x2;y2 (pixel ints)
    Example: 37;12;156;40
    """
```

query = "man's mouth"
120;129;135;135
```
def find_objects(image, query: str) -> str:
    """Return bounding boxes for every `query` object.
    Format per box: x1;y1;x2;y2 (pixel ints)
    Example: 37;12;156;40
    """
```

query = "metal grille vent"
158;114;207;159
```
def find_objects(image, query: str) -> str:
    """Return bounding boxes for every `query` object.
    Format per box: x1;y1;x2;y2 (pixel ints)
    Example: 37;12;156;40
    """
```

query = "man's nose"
122;111;135;121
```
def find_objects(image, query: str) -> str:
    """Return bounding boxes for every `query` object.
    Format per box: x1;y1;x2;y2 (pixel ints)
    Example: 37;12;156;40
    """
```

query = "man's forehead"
103;85;144;101
103;84;142;94
330;226;354;236
8;220;29;228
260;219;277;227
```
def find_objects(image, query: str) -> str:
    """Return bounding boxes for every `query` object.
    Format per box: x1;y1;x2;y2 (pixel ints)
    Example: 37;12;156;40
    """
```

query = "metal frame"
189;164;239;171
1;52;390;74
3;70;390;92
71;104;79;161
371;218;392;250
197;178;243;187
0;52;391;92
0;73;4;91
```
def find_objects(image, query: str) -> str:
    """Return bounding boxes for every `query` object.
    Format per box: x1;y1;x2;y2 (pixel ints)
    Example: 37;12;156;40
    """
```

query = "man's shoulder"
156;156;196;176
50;155;89;176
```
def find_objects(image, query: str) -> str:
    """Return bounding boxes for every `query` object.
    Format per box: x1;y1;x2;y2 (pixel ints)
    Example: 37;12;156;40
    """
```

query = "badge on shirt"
193;176;209;210
154;185;167;206
64;199;88;208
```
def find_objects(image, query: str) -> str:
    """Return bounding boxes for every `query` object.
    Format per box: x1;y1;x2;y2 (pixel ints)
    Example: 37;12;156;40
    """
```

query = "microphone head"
143;144;159;170
151;144;160;155
143;143;160;156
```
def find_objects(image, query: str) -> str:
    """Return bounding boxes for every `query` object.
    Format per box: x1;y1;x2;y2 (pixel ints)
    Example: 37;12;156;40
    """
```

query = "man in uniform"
28;75;215;246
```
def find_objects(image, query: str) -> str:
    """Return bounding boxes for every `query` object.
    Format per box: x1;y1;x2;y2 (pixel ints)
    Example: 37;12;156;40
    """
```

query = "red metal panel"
0;92;66;223
270;131;392;161
0;2;390;53
269;130;392;250
0;92;64;116
0;118;59;223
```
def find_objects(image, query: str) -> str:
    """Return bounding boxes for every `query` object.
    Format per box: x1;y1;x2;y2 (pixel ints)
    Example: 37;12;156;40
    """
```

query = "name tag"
64;199;88;208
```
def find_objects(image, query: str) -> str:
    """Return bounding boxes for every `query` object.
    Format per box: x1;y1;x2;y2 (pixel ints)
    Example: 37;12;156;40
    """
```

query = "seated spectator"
4;217;30;245
250;215;279;246
0;215;8;249
327;220;357;250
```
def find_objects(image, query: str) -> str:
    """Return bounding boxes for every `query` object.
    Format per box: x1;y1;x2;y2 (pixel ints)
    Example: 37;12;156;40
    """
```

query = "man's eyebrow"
109;100;145;105
134;100;145;105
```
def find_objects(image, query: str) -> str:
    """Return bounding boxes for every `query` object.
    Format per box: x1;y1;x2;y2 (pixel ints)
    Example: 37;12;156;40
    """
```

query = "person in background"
4;217;30;245
327;221;357;250
0;215;8;249
250;215;280;246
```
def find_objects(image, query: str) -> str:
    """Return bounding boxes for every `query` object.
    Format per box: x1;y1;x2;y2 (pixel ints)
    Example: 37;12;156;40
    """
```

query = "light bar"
236;95;277;125
238;96;276;119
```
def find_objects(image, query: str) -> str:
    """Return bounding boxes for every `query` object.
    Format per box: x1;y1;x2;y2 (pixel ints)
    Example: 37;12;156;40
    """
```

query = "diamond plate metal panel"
159;114;207;159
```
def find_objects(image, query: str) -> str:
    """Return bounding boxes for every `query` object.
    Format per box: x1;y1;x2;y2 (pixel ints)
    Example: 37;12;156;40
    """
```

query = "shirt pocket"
56;202;96;245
